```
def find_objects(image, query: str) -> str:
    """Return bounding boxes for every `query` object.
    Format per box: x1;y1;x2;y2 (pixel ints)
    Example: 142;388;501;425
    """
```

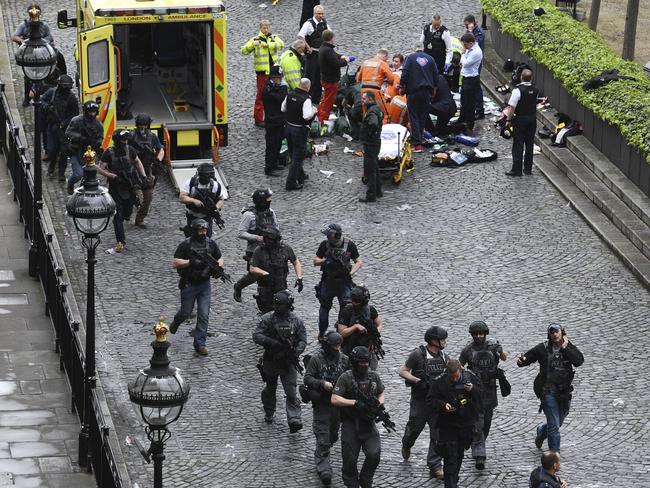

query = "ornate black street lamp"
15;5;58;277
129;319;190;488
66;151;115;469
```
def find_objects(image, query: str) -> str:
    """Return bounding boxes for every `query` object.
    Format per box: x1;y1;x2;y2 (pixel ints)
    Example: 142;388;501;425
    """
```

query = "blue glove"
348;55;356;62
444;63;450;72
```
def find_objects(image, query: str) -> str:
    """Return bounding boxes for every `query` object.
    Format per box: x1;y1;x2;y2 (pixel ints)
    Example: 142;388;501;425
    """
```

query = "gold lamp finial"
153;317;168;343
83;146;96;166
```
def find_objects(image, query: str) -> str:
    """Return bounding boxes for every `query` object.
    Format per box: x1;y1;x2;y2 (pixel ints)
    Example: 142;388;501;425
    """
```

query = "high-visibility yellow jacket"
278;48;303;90
240;32;285;75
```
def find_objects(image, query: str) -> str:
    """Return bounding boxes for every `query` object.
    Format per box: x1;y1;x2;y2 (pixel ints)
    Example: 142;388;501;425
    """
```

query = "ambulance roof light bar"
95;5;224;16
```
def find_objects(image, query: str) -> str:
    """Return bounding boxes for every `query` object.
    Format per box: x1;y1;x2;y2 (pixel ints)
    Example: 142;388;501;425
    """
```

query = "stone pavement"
0;160;96;487
2;0;650;487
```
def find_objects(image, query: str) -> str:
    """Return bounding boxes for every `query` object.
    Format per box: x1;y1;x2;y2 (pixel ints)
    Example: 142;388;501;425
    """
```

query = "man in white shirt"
282;78;317;191
298;5;331;103
458;33;483;136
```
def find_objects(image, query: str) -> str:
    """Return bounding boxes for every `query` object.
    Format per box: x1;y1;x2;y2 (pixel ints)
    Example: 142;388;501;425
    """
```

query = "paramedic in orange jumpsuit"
356;49;394;112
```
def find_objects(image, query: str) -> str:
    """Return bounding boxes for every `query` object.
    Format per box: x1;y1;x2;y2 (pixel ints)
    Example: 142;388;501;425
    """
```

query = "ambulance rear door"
79;24;116;149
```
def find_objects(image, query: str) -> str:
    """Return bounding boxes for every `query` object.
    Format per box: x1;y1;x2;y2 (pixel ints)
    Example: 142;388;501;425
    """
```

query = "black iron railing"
0;80;125;488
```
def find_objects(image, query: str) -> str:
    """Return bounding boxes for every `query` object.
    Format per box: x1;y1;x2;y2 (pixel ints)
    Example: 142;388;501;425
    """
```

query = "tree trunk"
622;0;640;60
588;0;601;30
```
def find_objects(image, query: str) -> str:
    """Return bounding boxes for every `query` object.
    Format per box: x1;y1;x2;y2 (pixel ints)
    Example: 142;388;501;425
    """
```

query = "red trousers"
318;80;339;124
254;73;268;124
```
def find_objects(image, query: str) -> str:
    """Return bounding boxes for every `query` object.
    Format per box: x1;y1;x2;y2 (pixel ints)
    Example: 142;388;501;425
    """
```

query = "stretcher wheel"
405;158;414;170
392;173;401;185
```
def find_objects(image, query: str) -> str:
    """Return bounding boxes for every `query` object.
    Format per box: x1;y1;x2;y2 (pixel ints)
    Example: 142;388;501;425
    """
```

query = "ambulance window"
87;40;109;87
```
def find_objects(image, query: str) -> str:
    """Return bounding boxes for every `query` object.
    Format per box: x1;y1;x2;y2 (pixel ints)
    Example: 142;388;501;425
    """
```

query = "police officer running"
65;100;104;195
249;227;303;313
426;359;482;488
40;74;78;181
253;291;307;432
234;188;280;302
303;331;350;485
458;320;508;470
314;223;362;340
98;130;147;253
179;162;225;238
337;286;383;369
530;451;569;488
399;326;449;480
505;69;538;177
130;114;164;228
517;323;584;452
331;346;384;488
169;219;224;356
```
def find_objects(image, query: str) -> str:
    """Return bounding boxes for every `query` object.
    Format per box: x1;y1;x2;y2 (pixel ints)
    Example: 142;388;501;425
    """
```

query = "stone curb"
0;5;133;487
481;31;650;289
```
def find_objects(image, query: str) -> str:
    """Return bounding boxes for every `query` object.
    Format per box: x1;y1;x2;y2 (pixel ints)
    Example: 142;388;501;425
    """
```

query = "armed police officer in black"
337;286;383;370
234;188;280;302
427;359;482;488
249;227;303;313
314;223;362;340
130;114;164;228
459;321;508;470
262;65;288;176
399;326;449;480
40;74;78;181
331;346;387;488
170;219;224;356
518;323;584;452
303;331;350;485
505;69;538;176
66;100;104;195
98;130;147;253
253;291;307;432
179;163;225;238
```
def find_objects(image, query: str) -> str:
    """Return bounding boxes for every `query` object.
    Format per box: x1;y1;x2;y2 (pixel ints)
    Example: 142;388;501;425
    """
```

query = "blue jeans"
174;280;211;349
318;279;352;337
67;153;84;185
538;391;571;451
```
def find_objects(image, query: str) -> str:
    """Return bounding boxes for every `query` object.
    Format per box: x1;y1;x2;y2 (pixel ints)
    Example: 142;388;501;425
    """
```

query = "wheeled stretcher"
376;123;414;185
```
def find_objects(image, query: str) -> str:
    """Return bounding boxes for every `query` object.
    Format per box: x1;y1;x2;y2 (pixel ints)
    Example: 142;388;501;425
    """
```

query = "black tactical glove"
414;379;429;392
190;256;204;267
354;399;368;412
294;278;304;293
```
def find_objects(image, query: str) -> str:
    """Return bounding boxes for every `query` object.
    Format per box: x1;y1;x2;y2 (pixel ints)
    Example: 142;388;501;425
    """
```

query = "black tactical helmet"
57;74;73;89
197;162;215;177
350;286;370;305
273;290;294;309
83;100;99;116
469;320;489;335
323;330;343;347
190;218;209;230
261;226;282;241
424;326;448;343
111;129;131;145
321;223;343;238
349;346;371;363
134;113;152;127
252;188;273;205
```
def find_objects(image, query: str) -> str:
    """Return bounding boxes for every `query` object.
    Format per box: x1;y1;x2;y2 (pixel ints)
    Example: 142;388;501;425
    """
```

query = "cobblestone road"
3;0;650;486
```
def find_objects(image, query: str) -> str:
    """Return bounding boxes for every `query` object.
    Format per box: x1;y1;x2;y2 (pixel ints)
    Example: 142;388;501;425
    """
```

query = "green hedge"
481;0;650;163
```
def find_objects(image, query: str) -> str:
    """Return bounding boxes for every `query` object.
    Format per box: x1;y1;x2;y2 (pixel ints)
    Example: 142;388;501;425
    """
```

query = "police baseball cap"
547;322;563;332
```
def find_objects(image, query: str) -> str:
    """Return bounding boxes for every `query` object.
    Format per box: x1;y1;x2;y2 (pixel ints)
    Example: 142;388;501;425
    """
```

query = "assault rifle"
273;342;304;375
352;382;396;433
355;308;385;361
195;189;226;230
189;249;232;284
